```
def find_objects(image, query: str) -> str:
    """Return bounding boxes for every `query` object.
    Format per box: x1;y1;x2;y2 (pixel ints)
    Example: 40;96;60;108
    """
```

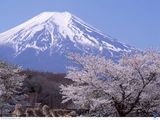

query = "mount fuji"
0;11;135;72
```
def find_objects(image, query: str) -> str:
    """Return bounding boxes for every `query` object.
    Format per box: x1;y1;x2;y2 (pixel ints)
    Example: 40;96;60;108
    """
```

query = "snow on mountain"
0;11;135;72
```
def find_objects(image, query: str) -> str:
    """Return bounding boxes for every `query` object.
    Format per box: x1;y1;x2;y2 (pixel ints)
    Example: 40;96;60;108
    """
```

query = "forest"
0;51;160;117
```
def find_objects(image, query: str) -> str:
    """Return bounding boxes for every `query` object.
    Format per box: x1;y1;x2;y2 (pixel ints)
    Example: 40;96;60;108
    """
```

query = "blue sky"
0;0;160;49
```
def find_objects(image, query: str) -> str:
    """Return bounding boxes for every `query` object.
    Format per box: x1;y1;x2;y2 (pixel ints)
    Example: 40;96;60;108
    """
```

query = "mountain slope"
0;11;134;72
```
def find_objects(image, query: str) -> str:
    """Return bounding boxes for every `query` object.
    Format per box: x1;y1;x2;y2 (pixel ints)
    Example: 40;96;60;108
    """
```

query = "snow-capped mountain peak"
0;11;72;43
0;11;135;72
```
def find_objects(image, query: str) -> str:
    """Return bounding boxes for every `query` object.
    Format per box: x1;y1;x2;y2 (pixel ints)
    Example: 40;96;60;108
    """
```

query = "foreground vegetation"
61;51;160;116
1;50;160;117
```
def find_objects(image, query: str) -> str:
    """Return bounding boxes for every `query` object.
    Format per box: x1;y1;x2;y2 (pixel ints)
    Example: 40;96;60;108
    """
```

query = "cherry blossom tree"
60;51;160;116
0;61;26;116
